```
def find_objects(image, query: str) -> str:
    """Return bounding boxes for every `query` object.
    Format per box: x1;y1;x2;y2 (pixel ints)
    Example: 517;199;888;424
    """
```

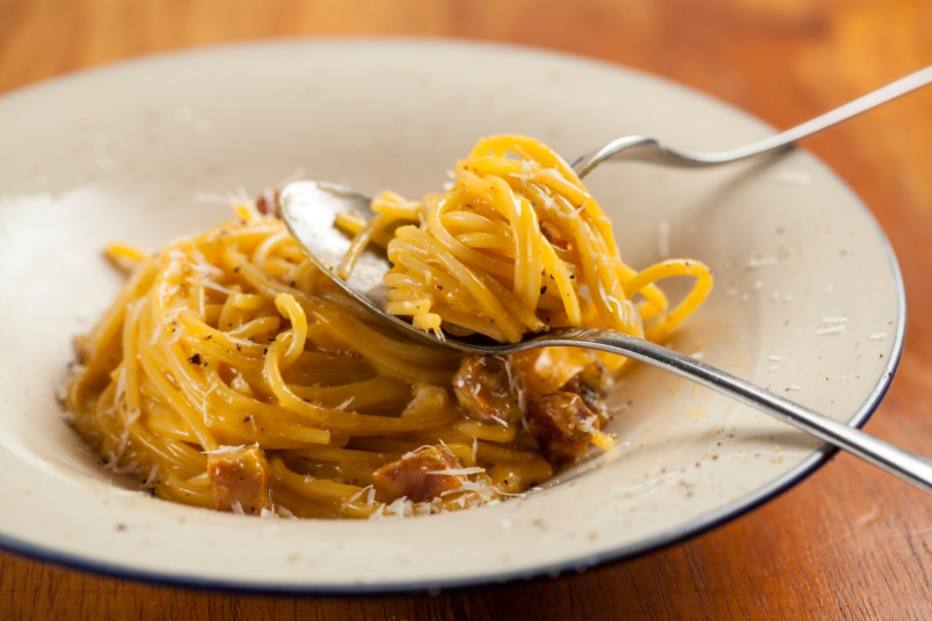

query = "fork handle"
573;66;932;175
545;329;932;493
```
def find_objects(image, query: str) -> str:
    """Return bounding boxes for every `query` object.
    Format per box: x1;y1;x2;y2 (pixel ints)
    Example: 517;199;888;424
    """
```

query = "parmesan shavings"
276;505;298;519
201;382;217;417
577;415;598;434
814;325;846;336
190;250;222;275
147;321;163;347
166;323;186;345
192;277;231;295
202;444;246;456
144;464;159;487
333;397;354;411
125;408;141;426
489;415;509;428
345;484;374;506
427;467;486;477
868;332;888;341
113;366;127;407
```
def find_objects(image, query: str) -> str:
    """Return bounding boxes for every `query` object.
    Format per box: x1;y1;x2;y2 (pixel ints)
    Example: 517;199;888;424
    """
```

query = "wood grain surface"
1;1;930;619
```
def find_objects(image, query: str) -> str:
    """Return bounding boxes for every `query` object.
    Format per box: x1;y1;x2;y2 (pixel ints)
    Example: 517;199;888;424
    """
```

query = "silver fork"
280;67;932;492
572;65;931;176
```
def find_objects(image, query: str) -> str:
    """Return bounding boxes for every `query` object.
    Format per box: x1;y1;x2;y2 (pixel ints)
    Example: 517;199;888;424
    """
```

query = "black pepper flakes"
187;353;202;365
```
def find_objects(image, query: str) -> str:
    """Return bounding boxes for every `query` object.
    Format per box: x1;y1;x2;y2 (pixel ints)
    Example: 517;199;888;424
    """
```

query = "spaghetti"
65;134;711;519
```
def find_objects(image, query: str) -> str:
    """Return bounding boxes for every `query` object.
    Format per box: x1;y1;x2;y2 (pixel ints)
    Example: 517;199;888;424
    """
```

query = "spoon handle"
573;65;932;174
545;329;932;493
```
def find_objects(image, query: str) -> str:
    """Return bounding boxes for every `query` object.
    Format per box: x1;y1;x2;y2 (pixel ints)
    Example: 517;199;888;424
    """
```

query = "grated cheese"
814;325;846;336
868;332;888;341
125;408;141;426
577;415;598;434
489;414;509;428
427;467;486;476
166;323;186;345
202;444;246;456
113;366;127;407
192;277;231;295
147;321;163;347
276;505;298;519
201;382;217;417
346;484;374;506
333;397;354;411
144;464;159;487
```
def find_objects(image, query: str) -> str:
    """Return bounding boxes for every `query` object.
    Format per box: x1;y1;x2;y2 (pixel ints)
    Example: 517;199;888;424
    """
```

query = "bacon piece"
527;392;601;464
561;360;612;420
255;188;281;217
207;445;270;515
452;355;524;423
512;347;591;396
372;445;462;503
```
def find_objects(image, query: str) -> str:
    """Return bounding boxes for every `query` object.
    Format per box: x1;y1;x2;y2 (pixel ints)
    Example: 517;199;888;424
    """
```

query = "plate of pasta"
0;40;904;592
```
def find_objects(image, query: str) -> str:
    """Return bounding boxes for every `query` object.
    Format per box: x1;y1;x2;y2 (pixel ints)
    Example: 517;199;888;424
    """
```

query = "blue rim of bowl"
0;38;909;595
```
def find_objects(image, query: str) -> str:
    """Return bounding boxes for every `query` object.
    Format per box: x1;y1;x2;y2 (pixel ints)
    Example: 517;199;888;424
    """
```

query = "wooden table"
1;1;930;619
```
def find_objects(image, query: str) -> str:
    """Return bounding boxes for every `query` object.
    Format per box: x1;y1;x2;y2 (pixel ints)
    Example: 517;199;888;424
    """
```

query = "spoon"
279;68;932;493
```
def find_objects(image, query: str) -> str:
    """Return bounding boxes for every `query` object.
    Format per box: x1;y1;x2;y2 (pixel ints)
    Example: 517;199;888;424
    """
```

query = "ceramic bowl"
0;39;904;592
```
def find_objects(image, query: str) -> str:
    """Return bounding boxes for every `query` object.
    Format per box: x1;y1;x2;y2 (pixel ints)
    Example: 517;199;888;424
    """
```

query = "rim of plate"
0;37;907;594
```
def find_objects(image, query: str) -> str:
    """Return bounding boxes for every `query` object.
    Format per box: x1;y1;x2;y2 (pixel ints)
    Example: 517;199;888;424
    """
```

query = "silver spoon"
280;68;932;493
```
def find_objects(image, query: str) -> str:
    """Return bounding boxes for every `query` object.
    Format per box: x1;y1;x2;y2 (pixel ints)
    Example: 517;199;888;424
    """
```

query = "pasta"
342;135;713;382
65;134;711;519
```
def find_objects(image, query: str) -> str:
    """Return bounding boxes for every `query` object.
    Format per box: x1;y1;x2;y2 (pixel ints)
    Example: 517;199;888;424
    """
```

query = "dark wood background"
1;1;930;619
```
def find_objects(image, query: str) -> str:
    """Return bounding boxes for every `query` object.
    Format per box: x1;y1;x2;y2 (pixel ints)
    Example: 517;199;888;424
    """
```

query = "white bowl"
0;39;904;592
